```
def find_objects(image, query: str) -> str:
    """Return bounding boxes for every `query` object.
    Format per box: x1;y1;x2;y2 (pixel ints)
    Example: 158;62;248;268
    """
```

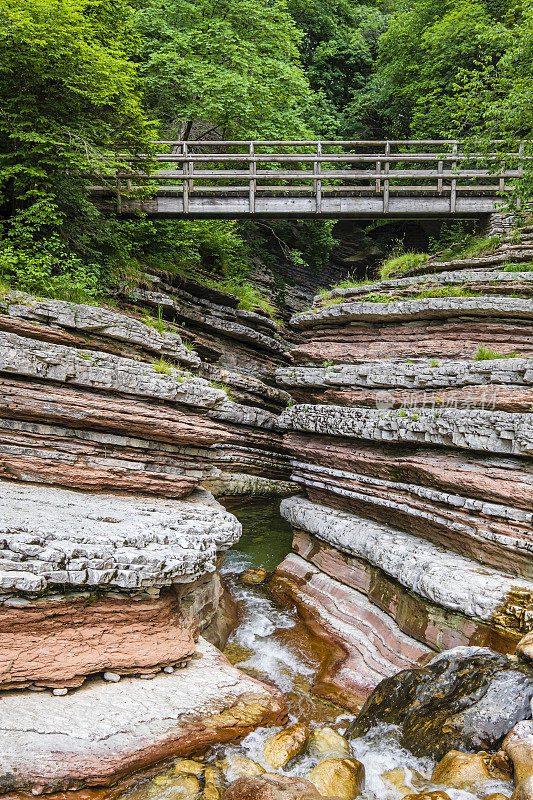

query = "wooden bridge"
94;140;525;219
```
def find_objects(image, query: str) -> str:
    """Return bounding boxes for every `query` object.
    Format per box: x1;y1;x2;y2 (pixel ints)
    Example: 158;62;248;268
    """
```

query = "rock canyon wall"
0;279;293;792
274;226;533;711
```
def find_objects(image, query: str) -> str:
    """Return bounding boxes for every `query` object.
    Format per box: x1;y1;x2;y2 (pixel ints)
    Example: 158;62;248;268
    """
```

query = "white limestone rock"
0;291;200;366
279;404;533;456
315;268;533;304
0;332;225;408
292;296;533;329
277;357;533;390
280;496;533;622
0;483;241;593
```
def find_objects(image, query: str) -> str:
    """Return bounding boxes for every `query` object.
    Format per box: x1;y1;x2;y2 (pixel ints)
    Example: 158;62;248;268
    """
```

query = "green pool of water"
221;498;294;571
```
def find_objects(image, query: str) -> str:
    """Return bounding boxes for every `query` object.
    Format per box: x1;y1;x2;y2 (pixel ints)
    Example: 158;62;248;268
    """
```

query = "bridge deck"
93;140;523;218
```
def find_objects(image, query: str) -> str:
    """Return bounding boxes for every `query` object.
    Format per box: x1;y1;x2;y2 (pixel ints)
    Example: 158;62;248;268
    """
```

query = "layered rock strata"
0;285;294;790
0;291;295;497
0;482;241;688
0;637;286;794
275;230;533;706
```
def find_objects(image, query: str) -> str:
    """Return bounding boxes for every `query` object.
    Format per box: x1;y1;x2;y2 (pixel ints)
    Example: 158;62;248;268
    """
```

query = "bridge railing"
91;140;527;214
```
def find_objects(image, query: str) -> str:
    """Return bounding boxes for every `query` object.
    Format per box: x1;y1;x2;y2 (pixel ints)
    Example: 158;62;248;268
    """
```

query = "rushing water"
122;498;513;800
214;498;513;800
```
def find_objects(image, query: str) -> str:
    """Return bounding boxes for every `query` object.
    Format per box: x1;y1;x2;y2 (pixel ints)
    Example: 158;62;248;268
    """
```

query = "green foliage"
141;306;167;334
503;261;533;270
152;357;174;374
287;0;389;136
0;0;154;288
437;235;501;261
135;0;316;139
473;345;521;360
379;251;429;279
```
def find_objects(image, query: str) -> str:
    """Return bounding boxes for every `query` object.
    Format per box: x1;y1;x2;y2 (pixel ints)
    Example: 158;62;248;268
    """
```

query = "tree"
134;0;316;139
0;0;153;297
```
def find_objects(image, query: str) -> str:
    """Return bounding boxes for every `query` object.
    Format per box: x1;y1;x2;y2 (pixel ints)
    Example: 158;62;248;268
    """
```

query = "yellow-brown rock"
308;727;350;758
404;792;452;800
381;766;429;796
203;766;222;800
241;568;268;586
512;777;533;800
516;632;533;662
223;774;326;800
306;757;365;800
219;754;266;779
483;794;511;800
264;723;309;770
173;760;205;778
503;722;533;785
432;751;509;790
172;776;201;800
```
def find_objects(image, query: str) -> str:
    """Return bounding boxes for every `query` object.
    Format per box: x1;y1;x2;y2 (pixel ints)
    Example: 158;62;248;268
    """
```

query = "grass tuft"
379;252;429;280
473;345;521;361
152;357;174;375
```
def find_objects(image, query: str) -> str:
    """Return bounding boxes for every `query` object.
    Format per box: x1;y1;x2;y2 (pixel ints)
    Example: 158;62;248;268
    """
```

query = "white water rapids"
214;509;514;800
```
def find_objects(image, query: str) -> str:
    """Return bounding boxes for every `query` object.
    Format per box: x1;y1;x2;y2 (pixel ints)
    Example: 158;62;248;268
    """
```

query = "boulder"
306;758;364;800
347;647;533;759
504;721;533;784
431;751;509;789
264;724;309;770
218;755;266;780
404;793;452;800
513;777;533;800
240;568;268;586
203;766;222;800
308;727;350;758
517;633;533;663
223;775;327;800
381;767;429;796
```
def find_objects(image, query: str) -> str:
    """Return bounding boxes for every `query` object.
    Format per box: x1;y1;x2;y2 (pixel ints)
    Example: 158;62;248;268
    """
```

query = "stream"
125;498;514;800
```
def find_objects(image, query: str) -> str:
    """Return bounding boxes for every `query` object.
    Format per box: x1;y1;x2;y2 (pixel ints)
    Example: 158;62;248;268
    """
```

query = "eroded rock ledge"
0;637;287;794
280;496;533;633
0;483;240;593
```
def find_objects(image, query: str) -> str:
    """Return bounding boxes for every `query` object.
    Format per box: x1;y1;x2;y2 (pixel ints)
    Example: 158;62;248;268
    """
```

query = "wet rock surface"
347;647;533;759
0;638;287;794
223;774;330;800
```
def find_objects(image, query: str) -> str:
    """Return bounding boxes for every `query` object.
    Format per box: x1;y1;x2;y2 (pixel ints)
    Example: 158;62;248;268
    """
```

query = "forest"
1;0;532;304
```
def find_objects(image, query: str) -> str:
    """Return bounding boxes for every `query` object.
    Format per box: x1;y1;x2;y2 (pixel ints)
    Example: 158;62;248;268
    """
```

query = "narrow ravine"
205;500;515;800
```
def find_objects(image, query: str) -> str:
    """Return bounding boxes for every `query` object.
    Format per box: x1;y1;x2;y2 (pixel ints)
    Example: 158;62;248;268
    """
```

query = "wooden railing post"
314;142;322;213
249;142;256;213
182;142;189;214
376;155;381;194
438;159;443;195
383;141;390;213
450;142;457;213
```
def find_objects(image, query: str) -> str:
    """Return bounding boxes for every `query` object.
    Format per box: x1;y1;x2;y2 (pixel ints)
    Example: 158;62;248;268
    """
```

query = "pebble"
163;666;174;673
52;688;68;696
103;672;121;683
139;673;156;679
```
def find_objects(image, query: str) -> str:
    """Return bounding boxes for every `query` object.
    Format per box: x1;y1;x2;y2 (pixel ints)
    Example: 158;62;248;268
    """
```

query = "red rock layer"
291;530;520;653
292;318;533;363
272;553;430;711
286;433;533;512
0;379;292;493
0;588;200;689
287;385;533;413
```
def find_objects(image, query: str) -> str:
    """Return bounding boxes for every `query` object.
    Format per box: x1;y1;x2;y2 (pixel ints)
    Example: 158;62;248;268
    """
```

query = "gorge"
0;214;532;800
